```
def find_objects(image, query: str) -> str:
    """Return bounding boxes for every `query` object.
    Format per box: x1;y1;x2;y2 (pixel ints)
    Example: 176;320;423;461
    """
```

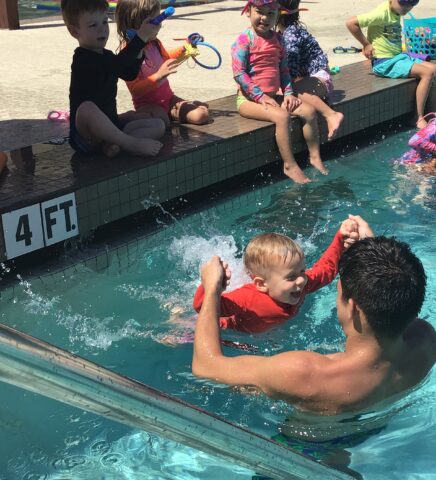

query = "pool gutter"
0;322;353;480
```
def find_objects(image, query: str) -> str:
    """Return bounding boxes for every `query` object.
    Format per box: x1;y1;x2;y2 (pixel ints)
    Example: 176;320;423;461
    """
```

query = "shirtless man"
192;216;436;415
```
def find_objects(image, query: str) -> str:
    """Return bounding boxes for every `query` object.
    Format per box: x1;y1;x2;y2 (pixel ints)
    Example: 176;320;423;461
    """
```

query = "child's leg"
170;96;209;125
76;102;162;157
296;93;344;141
123;118;166;140
136;105;171;128
239;100;310;183
409;62;436;128
290;102;328;175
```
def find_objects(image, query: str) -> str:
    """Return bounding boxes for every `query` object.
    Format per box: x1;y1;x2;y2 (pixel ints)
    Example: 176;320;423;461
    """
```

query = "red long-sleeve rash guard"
193;231;344;333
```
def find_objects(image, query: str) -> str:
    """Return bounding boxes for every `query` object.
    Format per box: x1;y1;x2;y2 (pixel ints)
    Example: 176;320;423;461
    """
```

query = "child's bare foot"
310;156;329;175
284;163;311;183
416;116;427;129
129;138;163;157
326;111;344;141
102;143;121;158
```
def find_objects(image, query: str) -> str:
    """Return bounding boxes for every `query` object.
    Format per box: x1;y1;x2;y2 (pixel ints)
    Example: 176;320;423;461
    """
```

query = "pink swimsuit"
126;40;175;113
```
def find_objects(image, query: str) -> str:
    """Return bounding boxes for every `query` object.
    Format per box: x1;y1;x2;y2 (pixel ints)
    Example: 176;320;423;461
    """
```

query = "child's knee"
155;118;167;138
188;106;209;125
273;108;289;127
77;101;98;117
299;103;317;122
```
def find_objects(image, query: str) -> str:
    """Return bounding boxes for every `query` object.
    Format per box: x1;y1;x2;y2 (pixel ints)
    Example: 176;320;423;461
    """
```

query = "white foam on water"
55;312;141;350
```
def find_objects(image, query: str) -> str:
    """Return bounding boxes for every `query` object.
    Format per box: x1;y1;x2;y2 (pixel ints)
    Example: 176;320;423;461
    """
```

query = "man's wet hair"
61;0;109;27
339;236;426;338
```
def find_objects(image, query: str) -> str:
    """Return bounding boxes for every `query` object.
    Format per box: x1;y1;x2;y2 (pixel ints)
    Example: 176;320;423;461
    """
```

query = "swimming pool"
0;128;434;479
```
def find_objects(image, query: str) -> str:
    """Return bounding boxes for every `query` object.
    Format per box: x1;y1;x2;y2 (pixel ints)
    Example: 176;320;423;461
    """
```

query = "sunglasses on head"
399;0;419;6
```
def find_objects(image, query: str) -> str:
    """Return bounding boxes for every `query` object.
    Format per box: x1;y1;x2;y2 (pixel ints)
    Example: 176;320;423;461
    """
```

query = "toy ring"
187;32;222;70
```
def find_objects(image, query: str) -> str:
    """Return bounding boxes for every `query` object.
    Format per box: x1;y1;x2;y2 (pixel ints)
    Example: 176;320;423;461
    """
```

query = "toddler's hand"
348;214;375;240
363;44;374;60
137;17;159;43
157;58;180;80
282;95;301;113
340;218;359;249
260;96;280;110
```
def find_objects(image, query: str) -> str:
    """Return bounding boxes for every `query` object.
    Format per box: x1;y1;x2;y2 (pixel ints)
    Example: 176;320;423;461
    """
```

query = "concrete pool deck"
1;0;434;151
0;0;435;264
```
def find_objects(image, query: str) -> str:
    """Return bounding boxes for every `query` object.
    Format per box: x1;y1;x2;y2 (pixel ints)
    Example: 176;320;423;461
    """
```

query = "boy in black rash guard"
61;0;165;157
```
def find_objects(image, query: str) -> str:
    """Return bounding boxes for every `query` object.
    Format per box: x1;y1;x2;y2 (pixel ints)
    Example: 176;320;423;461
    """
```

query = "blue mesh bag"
403;13;436;60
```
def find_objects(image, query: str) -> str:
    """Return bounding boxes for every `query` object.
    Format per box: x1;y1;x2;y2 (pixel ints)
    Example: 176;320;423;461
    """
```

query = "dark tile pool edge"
0;115;415;299
0;62;433;264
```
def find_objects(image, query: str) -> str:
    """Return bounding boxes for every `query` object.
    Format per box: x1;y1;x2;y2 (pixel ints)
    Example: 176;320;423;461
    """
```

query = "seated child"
62;0;165;157
115;0;209;127
232;0;328;184
346;0;436;129
399;113;436;174
193;218;358;333
277;0;344;141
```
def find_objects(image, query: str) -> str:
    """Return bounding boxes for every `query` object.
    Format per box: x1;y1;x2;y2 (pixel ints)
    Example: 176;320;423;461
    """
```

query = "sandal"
333;46;362;54
47;110;70;122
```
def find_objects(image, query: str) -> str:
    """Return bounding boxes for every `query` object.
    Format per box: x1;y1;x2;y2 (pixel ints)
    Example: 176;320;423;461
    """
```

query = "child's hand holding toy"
156;58;182;80
136;16;159;43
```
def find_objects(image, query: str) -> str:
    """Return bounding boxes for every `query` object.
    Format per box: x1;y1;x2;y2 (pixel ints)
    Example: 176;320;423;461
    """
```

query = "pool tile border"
0;61;434;264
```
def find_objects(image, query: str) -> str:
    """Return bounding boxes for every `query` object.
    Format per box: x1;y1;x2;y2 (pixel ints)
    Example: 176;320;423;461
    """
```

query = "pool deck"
1;60;435;263
0;0;435;263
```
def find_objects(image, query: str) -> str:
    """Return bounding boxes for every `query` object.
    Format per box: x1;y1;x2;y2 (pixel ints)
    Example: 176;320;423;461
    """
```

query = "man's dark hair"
61;0;109;27
339;236;426;338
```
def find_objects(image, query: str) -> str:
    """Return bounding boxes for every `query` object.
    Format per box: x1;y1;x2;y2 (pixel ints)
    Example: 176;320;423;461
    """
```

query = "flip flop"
47;110;70;122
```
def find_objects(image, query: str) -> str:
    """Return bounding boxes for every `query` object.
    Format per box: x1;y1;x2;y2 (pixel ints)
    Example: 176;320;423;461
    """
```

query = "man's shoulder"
262;350;329;398
404;318;436;346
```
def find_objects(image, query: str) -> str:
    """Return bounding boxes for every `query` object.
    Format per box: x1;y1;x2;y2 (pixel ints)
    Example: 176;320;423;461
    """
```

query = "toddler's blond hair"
116;0;160;44
244;233;304;278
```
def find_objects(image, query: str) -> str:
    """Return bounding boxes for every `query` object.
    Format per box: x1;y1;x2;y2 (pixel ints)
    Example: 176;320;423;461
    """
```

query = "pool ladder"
0;322;352;480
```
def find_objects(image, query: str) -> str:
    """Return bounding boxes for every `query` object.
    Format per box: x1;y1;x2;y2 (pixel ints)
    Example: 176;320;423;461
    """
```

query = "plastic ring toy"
187;33;222;70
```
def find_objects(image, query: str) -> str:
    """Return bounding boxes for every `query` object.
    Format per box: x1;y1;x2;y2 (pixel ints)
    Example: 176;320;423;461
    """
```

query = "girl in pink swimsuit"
232;0;327;183
116;0;209;127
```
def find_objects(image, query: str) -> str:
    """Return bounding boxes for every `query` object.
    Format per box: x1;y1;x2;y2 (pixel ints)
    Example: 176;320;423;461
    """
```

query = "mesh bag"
403;14;436;60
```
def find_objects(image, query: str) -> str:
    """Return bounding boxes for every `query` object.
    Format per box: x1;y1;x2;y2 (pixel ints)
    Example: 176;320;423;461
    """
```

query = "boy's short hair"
339;236;426;339
61;0;109;27
244;233;304;278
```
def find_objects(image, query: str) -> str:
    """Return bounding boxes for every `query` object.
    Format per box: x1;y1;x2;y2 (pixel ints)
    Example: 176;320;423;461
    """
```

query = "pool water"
0;129;435;479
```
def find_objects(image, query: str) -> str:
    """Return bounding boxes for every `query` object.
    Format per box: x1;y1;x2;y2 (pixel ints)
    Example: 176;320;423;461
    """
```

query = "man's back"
268;318;436;415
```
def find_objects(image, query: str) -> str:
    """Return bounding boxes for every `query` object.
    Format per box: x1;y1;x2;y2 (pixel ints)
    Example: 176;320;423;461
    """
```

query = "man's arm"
192;257;318;399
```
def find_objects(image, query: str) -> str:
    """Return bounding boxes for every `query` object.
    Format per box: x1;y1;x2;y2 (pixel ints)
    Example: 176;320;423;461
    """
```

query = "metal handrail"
0;323;352;480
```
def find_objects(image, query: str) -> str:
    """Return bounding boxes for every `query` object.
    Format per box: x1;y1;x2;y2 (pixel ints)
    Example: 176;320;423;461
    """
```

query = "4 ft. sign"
1;193;79;259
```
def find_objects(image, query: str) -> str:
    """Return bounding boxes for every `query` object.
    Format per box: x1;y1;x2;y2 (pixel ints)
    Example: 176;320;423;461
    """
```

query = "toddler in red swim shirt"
193;218;358;333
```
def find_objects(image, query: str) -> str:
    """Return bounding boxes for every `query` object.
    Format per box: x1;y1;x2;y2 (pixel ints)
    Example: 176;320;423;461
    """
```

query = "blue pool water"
0;129;435;479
